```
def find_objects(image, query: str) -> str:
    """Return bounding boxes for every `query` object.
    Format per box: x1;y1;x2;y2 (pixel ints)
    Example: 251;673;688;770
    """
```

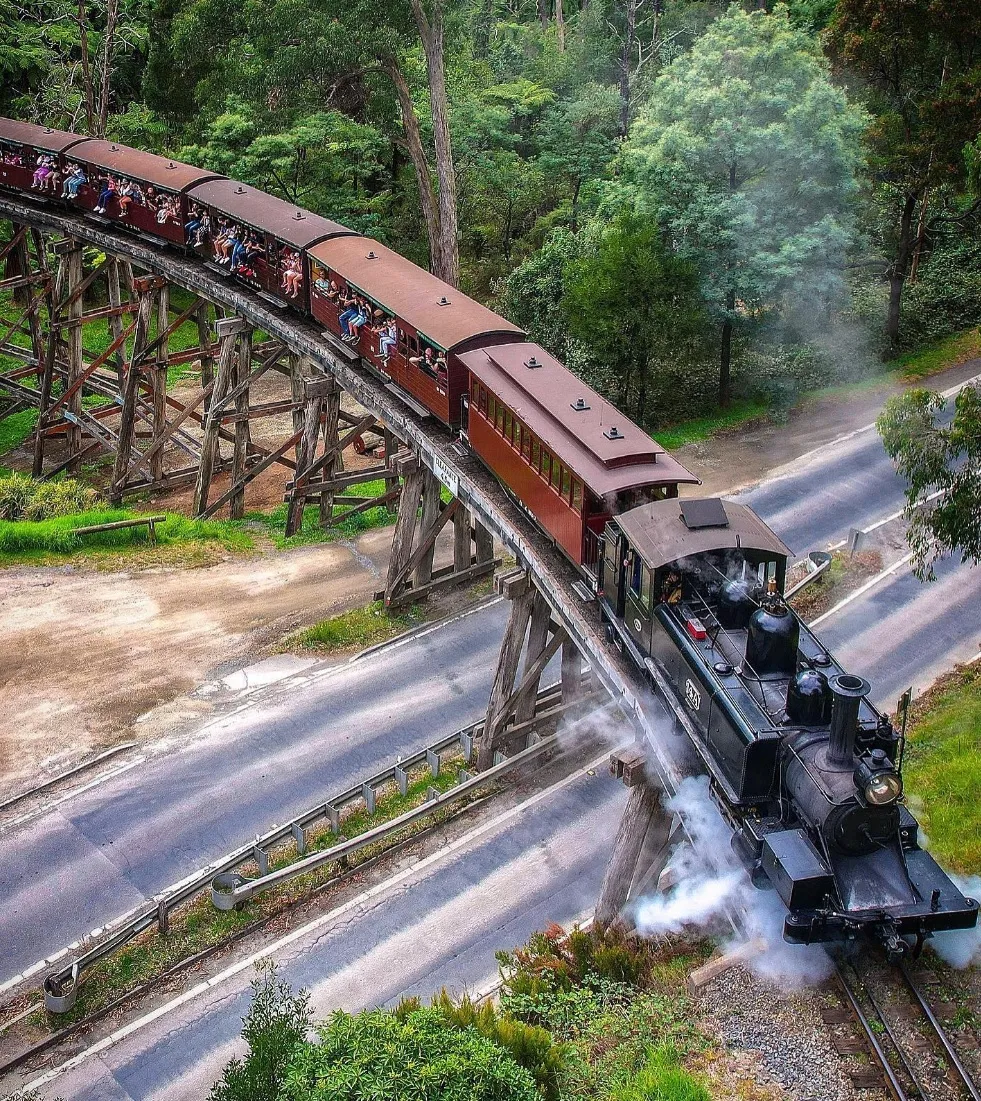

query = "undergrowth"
242;480;394;549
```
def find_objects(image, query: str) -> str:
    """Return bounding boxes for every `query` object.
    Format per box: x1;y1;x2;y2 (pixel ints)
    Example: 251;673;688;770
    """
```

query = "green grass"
888;327;981;381
0;509;252;559
0;408;38;456
902;664;981;874
31;757;477;1031
655;398;770;449
242;479;394;549
295;599;428;652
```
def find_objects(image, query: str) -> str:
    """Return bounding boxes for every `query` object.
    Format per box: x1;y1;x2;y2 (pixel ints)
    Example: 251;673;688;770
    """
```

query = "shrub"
281;1005;541;1101
210;964;311;1101
0;473;101;520
429;990;567;1101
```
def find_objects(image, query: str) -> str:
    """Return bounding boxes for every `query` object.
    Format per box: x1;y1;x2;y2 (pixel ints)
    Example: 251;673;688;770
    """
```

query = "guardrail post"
327;804;340;833
362;782;376;814
157;897;170;936
426;748;441;778
291;822;307;855
458;769;471;784
426;786;440;802
493;750;506;766
253;844;269;875
460;730;474;761
394;764;409;796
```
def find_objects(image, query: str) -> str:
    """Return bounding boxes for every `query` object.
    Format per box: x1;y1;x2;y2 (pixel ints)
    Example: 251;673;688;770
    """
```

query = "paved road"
11;762;626;1101
0;600;534;985
733;376;975;553
816;555;981;706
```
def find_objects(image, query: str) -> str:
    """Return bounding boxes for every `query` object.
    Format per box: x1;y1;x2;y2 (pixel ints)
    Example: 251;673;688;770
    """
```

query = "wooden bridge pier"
0;219;505;611
475;568;595;771
594;748;677;930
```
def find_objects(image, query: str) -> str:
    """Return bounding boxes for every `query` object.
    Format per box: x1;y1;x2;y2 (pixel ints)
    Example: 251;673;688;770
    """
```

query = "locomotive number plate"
684;678;701;712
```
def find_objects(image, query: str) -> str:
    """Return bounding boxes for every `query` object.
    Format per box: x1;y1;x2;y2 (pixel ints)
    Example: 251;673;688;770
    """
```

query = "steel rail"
835;963;909;1101
901;963;981;1101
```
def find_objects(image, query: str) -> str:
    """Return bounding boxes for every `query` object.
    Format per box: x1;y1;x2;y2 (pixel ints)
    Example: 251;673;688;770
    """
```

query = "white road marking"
16;748;615;1096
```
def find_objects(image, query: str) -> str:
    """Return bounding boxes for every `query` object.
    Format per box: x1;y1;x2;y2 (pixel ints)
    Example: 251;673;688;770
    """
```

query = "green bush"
0;473;100;520
281;1005;541;1101
607;1047;710;1101
210;964;311;1101
429;990;567;1101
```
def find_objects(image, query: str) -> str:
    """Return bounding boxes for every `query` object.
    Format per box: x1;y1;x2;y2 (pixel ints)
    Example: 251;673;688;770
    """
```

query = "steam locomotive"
599;496;979;957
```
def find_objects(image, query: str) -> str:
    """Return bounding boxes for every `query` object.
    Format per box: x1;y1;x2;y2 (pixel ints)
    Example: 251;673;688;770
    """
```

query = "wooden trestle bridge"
0;198;685;924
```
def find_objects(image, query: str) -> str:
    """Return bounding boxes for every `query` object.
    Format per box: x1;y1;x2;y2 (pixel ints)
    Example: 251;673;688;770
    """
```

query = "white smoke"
631;774;832;986
931;875;981;968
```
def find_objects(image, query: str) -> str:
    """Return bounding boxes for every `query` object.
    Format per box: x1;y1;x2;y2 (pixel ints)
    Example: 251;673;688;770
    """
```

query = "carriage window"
513;422;522;452
540;449;551;480
571;478;583;513
522;430;533;462
531;439;540;467
399;329;408;348
495;401;504;432
640;564;653;606
551;461;561;489
561;468;572;501
503;411;513;442
479;386;488;413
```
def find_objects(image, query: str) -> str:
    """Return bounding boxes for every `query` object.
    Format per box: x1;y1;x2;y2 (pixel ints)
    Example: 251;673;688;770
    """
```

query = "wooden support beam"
384;465;425;603
478;582;536;771
385;557;498;610
196;302;215;410
285;392;324;536
202;426;304;519
561;641;584;705
110;289;155;503
475;519;495;565
192;327;240;515
516;594;552;726
230;326;252;519
413;470;442;590
63;245;84;473
387;498;460;598
318;376;341;527
453;502;470;572
594;778;668;930
106;258;126;387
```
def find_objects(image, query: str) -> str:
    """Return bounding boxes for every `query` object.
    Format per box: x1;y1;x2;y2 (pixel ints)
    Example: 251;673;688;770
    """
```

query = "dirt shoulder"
679;357;981;497
0;525;415;798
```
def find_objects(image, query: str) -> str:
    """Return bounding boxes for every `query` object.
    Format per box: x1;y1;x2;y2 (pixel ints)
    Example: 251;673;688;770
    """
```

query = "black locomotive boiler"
599;496;979;957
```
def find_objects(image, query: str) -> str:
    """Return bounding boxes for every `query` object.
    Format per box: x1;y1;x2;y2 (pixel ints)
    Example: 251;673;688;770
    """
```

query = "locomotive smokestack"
827;673;871;766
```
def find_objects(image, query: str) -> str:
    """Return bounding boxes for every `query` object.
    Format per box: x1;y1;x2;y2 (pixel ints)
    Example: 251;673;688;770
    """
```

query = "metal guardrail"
38;684;581;1014
785;550;833;598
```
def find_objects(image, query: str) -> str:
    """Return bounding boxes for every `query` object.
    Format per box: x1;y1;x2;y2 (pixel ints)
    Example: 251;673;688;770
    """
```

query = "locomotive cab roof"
616;497;791;571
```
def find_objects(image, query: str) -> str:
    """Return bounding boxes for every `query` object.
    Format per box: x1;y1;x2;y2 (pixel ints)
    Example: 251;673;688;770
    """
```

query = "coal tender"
598;496;978;958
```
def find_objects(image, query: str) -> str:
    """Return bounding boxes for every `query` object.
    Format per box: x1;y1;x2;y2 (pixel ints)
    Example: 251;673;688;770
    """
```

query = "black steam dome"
786;667;832;725
746;597;799;675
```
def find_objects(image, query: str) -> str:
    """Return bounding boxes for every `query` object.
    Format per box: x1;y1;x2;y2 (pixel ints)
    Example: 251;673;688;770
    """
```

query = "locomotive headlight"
854;755;903;806
864;771;903;806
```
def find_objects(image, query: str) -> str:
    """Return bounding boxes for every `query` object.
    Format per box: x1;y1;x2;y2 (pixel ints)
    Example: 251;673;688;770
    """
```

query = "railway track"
829;954;981;1101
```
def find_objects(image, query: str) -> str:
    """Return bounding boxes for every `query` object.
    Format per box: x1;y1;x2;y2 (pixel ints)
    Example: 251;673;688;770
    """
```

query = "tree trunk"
384;57;443;281
76;0;96;134
618;0;637;136
411;0;460;287
537;0;549;28
97;0;119;138
719;289;735;408
886;192;918;353
555;0;565;51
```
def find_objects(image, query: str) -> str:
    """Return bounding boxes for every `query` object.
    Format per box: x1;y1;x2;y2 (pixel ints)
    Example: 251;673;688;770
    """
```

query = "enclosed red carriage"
0;119;86;193
459;343;699;569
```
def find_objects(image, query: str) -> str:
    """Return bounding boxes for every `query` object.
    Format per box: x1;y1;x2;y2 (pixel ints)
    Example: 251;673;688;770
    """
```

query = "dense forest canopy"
3;0;981;427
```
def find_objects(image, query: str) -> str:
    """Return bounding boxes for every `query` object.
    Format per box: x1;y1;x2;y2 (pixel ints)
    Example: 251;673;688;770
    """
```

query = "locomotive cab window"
628;554;653;607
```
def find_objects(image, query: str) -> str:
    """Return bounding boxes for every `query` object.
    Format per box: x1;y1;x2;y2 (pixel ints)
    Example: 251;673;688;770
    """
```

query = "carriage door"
460;392;470;436
624;551;653;653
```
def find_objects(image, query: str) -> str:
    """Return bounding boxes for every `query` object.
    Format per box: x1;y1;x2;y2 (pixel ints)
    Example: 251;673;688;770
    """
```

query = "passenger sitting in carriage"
280;248;303;297
31;154;55;191
60;163;87;199
93;175;118;214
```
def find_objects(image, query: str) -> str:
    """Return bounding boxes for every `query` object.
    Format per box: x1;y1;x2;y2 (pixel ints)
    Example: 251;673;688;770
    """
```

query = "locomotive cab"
600;497;979;955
